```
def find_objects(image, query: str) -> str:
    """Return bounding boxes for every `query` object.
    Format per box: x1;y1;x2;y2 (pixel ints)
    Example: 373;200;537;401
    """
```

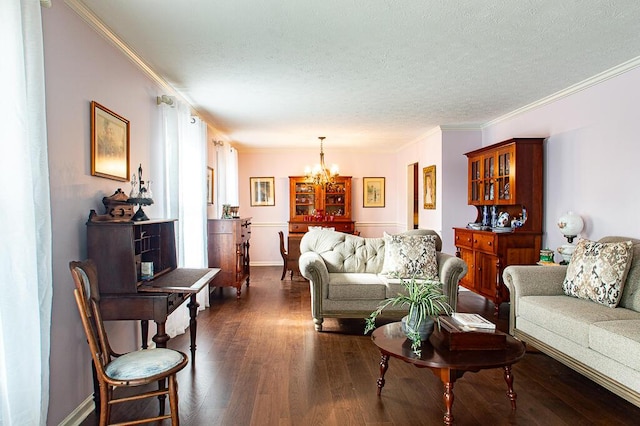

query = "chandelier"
304;136;339;186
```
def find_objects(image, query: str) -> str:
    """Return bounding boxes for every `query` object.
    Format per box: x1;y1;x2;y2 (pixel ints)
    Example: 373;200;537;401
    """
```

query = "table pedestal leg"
434;368;464;426
443;382;455;426
187;294;199;360
377;353;390;396
503;365;517;410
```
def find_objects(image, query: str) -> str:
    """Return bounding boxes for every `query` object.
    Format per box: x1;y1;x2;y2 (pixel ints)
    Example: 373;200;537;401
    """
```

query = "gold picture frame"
90;101;130;181
363;177;385;208
250;177;275;206
423;165;436;209
207;167;214;205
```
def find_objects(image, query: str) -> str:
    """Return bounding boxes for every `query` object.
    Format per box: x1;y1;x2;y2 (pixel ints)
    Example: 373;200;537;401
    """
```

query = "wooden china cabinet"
454;138;544;316
286;176;354;276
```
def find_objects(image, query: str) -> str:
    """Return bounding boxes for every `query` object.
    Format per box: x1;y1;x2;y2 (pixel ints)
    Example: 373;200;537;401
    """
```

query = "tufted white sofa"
298;229;468;331
503;236;640;407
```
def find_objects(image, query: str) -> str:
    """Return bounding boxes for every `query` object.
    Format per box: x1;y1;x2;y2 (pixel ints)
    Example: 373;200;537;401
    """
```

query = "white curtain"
215;142;239;219
158;100;209;338
0;1;52;425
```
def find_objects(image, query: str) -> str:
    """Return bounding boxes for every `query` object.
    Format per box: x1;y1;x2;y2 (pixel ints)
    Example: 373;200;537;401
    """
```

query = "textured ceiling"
75;0;640;151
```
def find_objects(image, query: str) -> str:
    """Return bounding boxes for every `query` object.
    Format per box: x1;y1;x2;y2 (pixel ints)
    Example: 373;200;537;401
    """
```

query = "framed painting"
250;177;275;206
90;101;130;181
363;177;385;207
207;167;214;205
423;165;436;209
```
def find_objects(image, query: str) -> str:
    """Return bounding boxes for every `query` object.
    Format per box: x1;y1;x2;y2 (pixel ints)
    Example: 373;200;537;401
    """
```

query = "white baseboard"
57;395;94;426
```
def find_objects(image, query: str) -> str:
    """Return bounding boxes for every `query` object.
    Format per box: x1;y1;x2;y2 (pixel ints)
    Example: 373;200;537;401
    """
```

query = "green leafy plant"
364;277;452;355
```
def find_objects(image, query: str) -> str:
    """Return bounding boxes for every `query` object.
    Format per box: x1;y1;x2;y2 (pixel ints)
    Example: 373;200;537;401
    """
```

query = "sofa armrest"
503;265;567;298
299;252;330;323
436;252;468;311
502;264;568;334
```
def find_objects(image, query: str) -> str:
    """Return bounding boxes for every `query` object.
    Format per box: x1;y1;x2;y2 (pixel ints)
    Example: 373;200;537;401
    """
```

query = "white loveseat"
503;236;640;407
298;229;468;331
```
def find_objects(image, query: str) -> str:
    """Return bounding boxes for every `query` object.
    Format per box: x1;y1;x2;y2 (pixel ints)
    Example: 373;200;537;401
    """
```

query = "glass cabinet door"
468;157;482;205
292;180;316;219
483;155;495;202
495;146;515;204
323;181;347;217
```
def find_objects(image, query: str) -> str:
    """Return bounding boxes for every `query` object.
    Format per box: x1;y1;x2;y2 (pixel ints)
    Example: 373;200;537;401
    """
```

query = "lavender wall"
43;4;168;424
483;66;640;261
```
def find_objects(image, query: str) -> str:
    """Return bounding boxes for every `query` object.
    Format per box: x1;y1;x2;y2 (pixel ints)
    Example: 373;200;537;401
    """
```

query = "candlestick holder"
127;164;154;221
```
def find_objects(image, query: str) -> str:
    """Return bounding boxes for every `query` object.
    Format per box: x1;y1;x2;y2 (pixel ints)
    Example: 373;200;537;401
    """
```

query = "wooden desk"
87;218;218;415
100;268;219;357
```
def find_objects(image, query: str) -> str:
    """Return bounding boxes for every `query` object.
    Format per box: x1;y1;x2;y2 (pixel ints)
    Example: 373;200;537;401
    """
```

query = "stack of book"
450;313;496;332
430;314;506;351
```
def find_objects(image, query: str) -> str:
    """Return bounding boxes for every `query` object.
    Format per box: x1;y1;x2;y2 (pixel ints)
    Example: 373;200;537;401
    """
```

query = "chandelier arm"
305;136;338;187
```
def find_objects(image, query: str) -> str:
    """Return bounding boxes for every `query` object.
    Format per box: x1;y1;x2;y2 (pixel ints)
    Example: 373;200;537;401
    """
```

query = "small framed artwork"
423;165;436;209
207;167;214;205
90;101;130;181
250;177;275;206
363;177;385;208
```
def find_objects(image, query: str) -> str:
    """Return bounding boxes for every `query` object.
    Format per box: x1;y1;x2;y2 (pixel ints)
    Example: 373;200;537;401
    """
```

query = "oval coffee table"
371;322;526;425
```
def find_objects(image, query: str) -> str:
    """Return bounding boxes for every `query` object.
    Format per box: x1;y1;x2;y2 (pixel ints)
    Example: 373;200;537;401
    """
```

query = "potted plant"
364;276;452;355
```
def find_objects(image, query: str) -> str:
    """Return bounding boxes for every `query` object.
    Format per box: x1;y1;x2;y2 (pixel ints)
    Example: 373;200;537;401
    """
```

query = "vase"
401;314;434;340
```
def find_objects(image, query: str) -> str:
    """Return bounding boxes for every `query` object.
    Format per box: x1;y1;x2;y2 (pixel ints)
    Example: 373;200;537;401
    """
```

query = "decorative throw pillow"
380;232;439;279
562;238;634;308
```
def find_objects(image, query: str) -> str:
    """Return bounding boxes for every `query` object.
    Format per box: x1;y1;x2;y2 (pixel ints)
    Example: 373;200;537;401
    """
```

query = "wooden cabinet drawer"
474;233;497;254
288;221;355;234
289;222;308;233
454;229;474;249
333;222;355;233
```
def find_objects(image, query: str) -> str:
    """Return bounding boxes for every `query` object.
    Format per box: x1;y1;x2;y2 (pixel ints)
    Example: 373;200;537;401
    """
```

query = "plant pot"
401;314;434;340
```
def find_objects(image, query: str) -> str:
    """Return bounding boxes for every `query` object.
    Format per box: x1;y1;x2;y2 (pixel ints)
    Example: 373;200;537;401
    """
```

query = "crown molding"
484;55;640;128
64;0;174;93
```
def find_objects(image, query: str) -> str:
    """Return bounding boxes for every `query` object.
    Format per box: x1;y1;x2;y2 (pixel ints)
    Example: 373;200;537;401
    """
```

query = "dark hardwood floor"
81;266;640;425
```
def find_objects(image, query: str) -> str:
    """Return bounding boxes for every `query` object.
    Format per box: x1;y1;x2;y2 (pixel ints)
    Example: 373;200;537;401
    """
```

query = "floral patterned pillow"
562;238;634;308
380;233;439;279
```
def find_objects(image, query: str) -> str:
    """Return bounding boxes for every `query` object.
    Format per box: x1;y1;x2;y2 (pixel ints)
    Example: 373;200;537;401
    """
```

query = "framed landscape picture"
90;101;130;181
250;177;275;206
363;177;385;207
423;165;436;209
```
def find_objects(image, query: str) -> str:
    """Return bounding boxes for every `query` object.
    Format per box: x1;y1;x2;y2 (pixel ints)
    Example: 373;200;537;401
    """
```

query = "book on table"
451;313;496;330
431;316;506;351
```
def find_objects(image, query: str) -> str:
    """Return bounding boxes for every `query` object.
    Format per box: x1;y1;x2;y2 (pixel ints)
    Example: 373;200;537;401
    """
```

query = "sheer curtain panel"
215;142;239;219
159;101;209;338
0;1;53;425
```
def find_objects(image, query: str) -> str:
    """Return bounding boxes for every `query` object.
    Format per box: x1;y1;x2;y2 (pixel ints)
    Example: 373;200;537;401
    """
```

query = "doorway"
407;163;419;229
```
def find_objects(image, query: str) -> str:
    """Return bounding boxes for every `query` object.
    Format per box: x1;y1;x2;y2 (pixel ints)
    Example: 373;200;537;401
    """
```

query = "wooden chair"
69;259;188;425
278;231;289;280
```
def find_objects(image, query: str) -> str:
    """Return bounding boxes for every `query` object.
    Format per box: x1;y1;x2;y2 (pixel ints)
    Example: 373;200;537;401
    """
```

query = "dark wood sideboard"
207;218;251;297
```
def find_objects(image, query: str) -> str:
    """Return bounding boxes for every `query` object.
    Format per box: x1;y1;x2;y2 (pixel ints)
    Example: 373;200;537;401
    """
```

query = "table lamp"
557;211;584;264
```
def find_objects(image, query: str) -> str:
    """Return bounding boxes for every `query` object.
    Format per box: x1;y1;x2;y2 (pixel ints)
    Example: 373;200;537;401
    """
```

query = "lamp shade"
557;211;584;241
